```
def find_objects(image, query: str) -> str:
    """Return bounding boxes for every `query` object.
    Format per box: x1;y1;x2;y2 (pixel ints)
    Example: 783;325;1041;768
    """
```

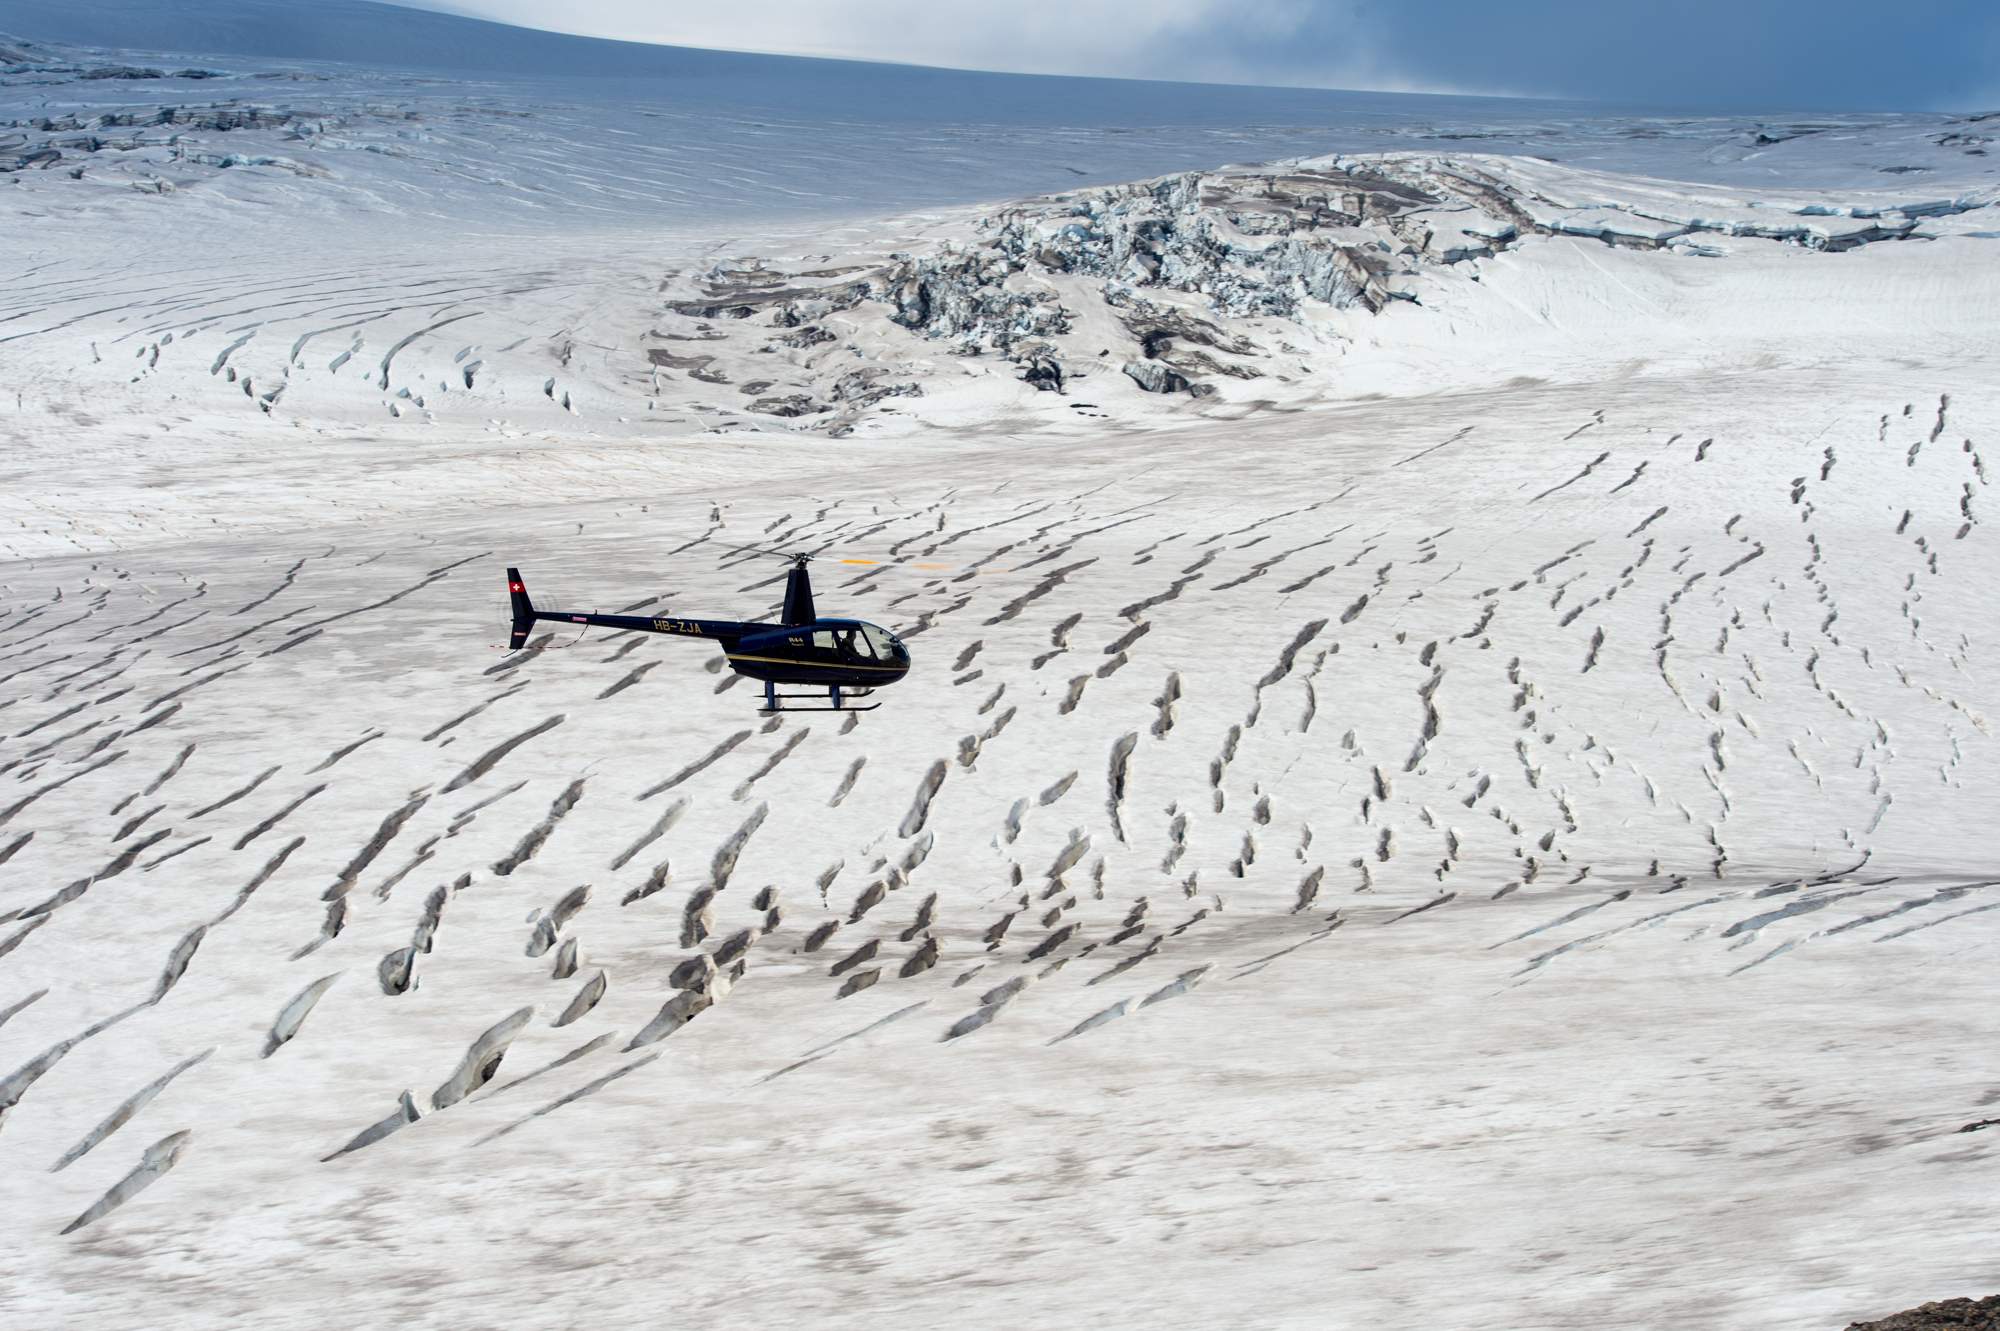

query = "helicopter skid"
758;682;881;713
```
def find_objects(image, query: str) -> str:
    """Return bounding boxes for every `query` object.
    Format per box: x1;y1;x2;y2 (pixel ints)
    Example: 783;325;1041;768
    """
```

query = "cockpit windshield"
861;623;906;661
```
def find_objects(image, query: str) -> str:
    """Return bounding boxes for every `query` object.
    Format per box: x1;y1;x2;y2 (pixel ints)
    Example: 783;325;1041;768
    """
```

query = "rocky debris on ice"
654;156;1528;415
1846;1296;2000;1329
0;62;341;179
647;151;2000;415
1450;153;2000;252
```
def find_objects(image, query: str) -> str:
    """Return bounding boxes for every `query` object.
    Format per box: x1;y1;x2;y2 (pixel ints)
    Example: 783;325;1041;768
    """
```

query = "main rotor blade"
665;530;1013;574
710;540;800;561
834;558;953;569
831;558;1013;572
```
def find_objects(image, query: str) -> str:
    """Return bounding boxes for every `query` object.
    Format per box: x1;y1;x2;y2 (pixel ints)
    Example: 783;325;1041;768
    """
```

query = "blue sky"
397;0;2000;111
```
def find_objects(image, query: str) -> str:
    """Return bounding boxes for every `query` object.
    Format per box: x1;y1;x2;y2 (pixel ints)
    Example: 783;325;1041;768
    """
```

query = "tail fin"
506;567;536;649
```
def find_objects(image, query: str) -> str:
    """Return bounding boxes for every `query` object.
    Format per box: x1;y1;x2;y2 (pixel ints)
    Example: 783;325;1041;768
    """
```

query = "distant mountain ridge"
1;0;929;79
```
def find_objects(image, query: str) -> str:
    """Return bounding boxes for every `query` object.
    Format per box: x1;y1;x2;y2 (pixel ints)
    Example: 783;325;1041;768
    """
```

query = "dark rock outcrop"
1122;360;1190;395
748;394;825;417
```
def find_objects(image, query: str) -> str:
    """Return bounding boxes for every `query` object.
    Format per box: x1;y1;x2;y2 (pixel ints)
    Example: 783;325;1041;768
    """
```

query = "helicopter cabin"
797;621;905;668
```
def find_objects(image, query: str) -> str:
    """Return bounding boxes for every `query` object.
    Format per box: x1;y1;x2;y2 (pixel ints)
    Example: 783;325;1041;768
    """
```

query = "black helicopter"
506;554;911;712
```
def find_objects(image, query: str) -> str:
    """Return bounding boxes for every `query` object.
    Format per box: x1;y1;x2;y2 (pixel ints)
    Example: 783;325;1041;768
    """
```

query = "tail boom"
505;567;761;651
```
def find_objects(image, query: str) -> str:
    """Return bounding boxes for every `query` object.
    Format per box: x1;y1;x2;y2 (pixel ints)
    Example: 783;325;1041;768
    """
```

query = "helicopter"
505;553;912;712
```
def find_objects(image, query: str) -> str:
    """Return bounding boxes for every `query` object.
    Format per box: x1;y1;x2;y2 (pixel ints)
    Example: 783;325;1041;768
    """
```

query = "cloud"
388;0;1998;111
392;0;1470;94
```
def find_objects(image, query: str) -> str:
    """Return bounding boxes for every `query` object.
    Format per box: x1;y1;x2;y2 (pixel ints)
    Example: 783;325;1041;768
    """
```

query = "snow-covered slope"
1;8;1998;1331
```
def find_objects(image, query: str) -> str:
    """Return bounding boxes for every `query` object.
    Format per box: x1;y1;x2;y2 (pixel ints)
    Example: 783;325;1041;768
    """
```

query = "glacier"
0;3;1997;1328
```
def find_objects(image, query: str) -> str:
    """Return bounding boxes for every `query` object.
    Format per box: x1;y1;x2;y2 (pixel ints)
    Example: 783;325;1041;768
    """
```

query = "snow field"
0;362;1996;1327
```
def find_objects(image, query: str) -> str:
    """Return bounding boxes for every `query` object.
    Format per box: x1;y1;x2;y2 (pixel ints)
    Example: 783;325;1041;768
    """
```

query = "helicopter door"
810;629;838;662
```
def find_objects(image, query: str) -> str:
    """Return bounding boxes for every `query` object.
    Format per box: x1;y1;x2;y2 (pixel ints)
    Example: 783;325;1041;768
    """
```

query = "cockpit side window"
861;624;903;660
838;627;875;661
812;630;835;652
